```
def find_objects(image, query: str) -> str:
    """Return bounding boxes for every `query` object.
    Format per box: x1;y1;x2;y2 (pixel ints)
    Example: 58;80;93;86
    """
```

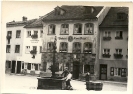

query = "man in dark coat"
85;71;90;81
61;67;69;77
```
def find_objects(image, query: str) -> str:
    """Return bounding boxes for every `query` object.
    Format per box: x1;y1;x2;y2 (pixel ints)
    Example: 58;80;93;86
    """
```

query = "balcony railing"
115;36;123;39
114;54;123;59
102;54;111;58
103;37;111;41
31;34;38;39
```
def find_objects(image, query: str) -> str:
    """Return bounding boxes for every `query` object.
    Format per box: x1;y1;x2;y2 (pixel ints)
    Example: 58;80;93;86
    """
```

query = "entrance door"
17;61;21;73
100;64;107;80
73;61;80;79
11;61;16;73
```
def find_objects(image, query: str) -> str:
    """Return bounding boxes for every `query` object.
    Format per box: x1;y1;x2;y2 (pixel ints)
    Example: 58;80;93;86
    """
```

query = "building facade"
99;7;128;81
41;6;110;79
6;17;36;74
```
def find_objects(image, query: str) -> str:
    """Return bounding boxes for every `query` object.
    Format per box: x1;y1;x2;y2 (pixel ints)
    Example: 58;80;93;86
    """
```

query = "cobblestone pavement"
4;74;127;91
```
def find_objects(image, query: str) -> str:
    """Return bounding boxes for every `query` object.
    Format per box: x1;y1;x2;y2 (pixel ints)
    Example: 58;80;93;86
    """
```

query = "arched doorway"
73;61;80;79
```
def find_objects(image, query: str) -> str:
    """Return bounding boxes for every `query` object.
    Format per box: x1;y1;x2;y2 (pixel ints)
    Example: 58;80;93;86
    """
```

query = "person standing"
85;71;90;82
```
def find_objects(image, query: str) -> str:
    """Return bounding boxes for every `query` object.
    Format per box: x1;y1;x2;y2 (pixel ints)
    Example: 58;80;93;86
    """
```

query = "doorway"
11;61;16;73
73;61;80;79
100;64;107;80
17;61;21;74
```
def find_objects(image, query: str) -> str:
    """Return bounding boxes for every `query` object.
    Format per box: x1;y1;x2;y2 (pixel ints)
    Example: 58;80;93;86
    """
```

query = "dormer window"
117;13;127;20
55;6;65;16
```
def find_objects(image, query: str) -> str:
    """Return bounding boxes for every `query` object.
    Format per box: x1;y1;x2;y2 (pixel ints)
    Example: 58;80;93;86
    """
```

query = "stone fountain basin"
37;77;66;90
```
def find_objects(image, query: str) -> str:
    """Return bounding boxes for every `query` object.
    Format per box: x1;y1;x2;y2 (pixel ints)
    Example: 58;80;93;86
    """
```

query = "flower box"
30;50;37;54
114;54;123;59
103;37;111;41
31;34;38;39
102;54;111;58
115;36;123;39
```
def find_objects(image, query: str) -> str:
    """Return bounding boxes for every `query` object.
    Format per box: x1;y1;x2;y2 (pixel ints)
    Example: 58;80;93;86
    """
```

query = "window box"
84;50;92;54
114;54;123;59
115;36;123;39
103;37;111;41
30;50;37;54
102;54;111;58
31;34;38;39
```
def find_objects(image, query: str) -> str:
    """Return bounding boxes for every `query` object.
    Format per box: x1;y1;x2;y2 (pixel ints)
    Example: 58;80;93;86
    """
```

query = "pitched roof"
42;5;103;21
6;19;37;27
100;7;128;28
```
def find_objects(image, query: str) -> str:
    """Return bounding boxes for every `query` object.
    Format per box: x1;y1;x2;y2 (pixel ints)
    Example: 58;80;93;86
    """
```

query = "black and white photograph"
1;1;133;93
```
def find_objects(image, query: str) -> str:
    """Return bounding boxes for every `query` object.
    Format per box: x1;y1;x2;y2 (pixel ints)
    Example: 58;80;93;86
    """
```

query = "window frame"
15;45;20;53
60;24;69;35
16;30;21;38
115;31;123;39
84;23;94;35
48;24;56;35
73;23;82;35
7;31;12;37
25;46;30;54
115;49;122;54
6;45;11;53
47;42;54;52
83;42;92;53
27;31;31;38
72;42;81;53
59;42;68;52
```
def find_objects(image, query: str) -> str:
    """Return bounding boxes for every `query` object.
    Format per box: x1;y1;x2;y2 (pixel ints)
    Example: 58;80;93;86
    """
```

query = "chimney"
22;16;27;21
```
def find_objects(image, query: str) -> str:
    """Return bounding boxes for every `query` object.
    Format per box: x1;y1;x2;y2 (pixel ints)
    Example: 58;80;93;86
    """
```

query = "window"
103;49;110;54
60;24;69;34
15;45;20;53
6;45;11;53
84;23;94;34
47;42;54;52
34;64;38;70
73;42;81;53
115;49;122;54
110;67;114;76
48;24;55;35
104;31;110;37
27;63;31;70
16;30;21;38
60;42;68;52
27;31;31;37
73;23;82;34
7;31;12;37
40;46;42;53
22;63;24;69
84;42;92;53
121;68;127;77
110;67;127;77
40;30;43;37
115;31;123;39
117;13;126;20
25;46;30;53
32;46;37;51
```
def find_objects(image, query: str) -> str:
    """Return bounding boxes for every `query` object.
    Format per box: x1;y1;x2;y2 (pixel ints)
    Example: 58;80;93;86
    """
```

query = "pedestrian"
65;71;73;90
85;71;90;82
61;67;69;77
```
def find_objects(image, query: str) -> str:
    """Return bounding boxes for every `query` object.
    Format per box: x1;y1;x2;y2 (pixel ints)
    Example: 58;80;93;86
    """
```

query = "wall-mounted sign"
68;36;73;42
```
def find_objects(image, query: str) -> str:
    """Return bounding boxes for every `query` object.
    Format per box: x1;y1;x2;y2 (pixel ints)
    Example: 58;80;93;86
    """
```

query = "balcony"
115;36;123;40
31;34;38;39
103;37;111;41
114;54;123;59
102;54;111;58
